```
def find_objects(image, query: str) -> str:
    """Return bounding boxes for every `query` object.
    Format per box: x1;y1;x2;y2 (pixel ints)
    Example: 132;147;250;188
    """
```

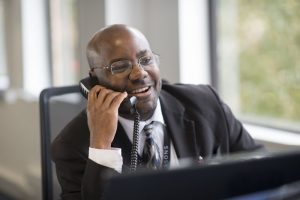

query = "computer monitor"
229;180;300;200
102;150;300;200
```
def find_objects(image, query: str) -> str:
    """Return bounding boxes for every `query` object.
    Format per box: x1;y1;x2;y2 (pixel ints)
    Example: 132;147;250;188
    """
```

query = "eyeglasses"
92;54;159;75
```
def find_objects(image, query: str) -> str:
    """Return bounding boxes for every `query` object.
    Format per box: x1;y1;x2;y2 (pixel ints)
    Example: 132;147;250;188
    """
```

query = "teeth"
131;87;149;94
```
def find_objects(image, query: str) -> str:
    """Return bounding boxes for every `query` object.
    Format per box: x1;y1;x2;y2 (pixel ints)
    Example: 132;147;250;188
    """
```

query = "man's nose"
129;64;148;81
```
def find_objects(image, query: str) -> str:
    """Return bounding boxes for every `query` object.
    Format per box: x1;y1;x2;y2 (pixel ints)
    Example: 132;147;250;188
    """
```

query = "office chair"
39;85;86;200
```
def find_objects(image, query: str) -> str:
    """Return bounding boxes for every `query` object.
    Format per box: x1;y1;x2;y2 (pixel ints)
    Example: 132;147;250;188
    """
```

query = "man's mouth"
130;86;151;94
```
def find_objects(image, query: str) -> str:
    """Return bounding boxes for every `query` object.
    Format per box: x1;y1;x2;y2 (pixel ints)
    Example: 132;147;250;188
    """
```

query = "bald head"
86;24;150;69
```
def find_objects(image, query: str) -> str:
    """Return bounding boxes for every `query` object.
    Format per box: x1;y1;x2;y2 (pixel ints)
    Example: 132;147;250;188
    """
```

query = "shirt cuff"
88;147;123;173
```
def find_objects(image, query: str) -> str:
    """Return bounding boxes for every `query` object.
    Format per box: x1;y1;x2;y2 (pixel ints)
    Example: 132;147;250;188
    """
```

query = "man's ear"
88;69;100;85
89;69;96;77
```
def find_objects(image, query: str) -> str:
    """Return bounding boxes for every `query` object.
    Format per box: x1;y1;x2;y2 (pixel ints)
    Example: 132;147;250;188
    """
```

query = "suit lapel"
159;90;198;159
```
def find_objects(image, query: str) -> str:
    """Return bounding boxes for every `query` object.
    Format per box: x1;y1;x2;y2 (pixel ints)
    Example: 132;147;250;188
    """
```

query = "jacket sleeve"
52;140;119;200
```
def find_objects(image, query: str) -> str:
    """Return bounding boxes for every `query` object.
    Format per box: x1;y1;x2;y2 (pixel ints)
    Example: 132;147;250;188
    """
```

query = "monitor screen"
103;150;300;200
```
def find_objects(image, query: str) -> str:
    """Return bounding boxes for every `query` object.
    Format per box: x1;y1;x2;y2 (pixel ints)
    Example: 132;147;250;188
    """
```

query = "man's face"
90;30;162;120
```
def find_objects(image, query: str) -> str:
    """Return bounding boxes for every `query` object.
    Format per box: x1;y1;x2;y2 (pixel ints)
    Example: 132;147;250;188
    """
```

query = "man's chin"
118;95;158;120
136;101;157;120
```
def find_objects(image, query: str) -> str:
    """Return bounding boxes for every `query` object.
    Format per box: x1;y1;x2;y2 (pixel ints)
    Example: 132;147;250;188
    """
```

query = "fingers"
110;92;128;108
101;92;128;110
87;85;104;109
88;85;105;99
87;85;127;110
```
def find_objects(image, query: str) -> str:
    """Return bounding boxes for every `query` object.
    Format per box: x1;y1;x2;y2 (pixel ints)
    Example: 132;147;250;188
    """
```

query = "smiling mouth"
129;86;151;94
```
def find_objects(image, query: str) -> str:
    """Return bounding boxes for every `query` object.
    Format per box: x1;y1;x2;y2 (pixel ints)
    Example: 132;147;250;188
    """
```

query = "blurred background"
1;0;300;199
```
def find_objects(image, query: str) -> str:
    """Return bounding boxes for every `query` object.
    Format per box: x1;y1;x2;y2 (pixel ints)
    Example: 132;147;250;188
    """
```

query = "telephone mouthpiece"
129;96;138;114
129;96;137;106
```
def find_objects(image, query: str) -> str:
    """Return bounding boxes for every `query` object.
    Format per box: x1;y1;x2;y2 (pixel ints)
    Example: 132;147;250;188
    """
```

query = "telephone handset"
79;77;140;172
79;76;137;109
79;76;99;99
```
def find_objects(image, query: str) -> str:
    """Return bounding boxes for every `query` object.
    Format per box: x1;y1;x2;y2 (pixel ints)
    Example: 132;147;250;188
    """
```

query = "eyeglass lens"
110;55;154;74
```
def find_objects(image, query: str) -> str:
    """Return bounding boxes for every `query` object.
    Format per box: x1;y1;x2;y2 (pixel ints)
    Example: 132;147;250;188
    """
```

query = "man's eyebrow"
107;50;150;64
136;50;148;58
109;57;128;64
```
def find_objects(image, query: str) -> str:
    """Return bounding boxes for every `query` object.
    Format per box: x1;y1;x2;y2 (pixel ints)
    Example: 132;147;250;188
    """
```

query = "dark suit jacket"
51;83;262;200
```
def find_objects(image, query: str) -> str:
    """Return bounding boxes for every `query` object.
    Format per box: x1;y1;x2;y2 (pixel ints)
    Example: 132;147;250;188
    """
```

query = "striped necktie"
142;122;161;169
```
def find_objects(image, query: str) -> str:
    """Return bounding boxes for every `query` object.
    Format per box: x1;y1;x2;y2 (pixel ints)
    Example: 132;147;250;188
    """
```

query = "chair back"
39;85;86;200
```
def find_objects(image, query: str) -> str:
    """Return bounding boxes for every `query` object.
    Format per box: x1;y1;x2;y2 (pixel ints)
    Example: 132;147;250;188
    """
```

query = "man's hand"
87;85;127;149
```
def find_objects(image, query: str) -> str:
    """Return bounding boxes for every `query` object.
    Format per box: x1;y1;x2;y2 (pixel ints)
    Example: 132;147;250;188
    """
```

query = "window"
50;0;80;86
21;0;50;96
178;0;210;84
217;0;300;132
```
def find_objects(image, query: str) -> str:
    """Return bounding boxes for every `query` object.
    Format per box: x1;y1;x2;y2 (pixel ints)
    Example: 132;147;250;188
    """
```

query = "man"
52;24;262;200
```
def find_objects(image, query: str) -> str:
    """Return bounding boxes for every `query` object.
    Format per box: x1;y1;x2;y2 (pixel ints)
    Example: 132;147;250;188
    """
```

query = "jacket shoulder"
161;82;221;109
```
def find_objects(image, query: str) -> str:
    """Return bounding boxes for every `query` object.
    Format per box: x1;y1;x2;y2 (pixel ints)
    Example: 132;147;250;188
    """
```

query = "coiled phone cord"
130;110;140;172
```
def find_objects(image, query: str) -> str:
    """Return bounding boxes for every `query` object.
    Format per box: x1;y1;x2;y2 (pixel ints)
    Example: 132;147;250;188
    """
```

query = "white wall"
78;0;106;78
144;0;180;84
106;0;180;83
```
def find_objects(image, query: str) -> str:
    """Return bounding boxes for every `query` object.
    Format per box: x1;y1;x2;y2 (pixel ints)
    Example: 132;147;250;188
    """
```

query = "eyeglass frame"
91;52;160;75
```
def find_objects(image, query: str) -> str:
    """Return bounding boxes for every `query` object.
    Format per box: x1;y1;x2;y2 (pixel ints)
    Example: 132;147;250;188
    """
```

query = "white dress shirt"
89;100;179;173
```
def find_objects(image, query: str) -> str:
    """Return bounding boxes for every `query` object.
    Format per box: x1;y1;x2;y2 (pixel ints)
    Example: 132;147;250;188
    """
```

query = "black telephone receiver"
79;76;140;172
79;76;98;99
79;76;137;112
